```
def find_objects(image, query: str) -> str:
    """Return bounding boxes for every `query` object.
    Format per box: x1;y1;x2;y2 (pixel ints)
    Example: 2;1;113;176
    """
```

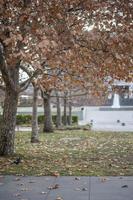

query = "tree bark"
43;93;53;133
31;85;39;143
56;91;62;128
63;91;67;126
68;99;72;126
0;67;19;156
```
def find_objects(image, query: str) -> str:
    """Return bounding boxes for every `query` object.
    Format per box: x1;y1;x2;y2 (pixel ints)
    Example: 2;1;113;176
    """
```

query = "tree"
0;1;44;155
31;84;39;143
0;0;132;155
63;91;68;126
42;91;53;133
55;91;62;128
68;91;72;126
0;57;39;155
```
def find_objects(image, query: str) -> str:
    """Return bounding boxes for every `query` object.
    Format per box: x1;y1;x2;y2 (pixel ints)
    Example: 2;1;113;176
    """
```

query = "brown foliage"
0;0;132;92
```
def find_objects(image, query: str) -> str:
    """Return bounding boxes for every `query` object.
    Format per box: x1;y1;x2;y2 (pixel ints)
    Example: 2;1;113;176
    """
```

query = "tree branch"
19;78;32;93
19;68;41;93
20;64;33;77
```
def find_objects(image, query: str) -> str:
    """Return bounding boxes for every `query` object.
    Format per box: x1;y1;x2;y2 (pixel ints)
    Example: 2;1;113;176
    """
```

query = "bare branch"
19;78;32;93
20;64;33;77
19;69;41;93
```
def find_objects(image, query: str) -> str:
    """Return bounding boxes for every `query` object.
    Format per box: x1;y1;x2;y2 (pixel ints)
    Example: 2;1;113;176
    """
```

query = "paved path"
15;126;32;132
16;123;133;133
79;121;133;132
92;122;133;132
0;176;133;200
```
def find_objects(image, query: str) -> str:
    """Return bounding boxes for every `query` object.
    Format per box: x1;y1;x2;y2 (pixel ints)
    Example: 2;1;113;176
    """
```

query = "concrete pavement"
0;175;133;200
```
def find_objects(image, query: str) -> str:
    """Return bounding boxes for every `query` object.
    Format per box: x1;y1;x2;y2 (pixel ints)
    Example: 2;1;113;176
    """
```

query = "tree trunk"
31;85;39;143
0;68;19;156
63;91;67;126
56;91;62;128
43;93;53;133
68;99;72;126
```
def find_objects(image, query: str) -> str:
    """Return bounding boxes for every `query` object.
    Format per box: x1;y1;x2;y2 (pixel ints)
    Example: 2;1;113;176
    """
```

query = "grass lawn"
0;130;133;176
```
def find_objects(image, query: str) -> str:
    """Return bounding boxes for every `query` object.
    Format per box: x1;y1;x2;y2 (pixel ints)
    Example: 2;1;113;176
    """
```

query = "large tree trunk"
56;91;62;128
31;85;39;143
43;93;53;133
0;67;19;156
63;91;67;126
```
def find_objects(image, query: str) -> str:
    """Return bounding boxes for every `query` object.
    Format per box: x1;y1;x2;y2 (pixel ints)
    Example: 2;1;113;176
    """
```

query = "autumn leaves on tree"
0;0;133;155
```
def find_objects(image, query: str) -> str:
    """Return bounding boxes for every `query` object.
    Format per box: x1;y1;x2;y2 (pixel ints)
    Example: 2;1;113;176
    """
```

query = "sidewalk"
79;121;133;132
0;175;133;200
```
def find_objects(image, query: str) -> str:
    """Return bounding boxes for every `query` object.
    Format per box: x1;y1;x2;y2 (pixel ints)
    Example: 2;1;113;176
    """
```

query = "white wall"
83;106;133;124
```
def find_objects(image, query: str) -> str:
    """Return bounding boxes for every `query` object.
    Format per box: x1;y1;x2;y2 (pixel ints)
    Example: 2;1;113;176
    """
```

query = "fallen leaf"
20;187;30;191
17;183;24;186
48;184;60;190
29;180;36;183
75;188;81;191
82;187;88;191
20;199;29;200
100;177;107;182
121;185;128;188
41;191;47;194
56;196;64;200
52;171;60;177
75;177;80;180
14;177;21;181
14;193;21;197
20;199;28;200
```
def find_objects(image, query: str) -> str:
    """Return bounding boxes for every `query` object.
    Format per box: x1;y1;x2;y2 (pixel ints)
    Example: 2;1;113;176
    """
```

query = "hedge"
0;114;78;125
16;115;32;125
16;114;78;125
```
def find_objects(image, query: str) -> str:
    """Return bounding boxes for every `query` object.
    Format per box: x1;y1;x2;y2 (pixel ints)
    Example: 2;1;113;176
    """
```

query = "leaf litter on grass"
0;130;133;176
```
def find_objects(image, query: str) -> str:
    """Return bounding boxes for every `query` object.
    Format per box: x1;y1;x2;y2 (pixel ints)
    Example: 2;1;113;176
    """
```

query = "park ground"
0;130;133;176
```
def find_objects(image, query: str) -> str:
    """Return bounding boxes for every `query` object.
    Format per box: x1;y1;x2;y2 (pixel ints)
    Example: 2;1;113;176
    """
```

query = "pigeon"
11;157;21;165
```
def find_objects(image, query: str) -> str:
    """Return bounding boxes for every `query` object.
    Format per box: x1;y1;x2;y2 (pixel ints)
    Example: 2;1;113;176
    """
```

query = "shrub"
62;115;78;124
16;115;32;125
15;114;78;125
72;116;78;124
38;115;44;124
52;115;57;124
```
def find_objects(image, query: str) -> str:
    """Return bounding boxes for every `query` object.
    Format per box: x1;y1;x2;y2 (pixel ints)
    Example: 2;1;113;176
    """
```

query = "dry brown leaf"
56;196;64;200
48;184;60;190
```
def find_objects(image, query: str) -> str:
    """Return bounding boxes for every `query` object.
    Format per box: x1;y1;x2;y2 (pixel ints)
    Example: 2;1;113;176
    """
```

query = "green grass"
0;130;133;176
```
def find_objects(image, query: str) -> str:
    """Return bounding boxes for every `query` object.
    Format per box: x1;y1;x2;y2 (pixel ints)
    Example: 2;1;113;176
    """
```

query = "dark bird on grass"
11;157;21;165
